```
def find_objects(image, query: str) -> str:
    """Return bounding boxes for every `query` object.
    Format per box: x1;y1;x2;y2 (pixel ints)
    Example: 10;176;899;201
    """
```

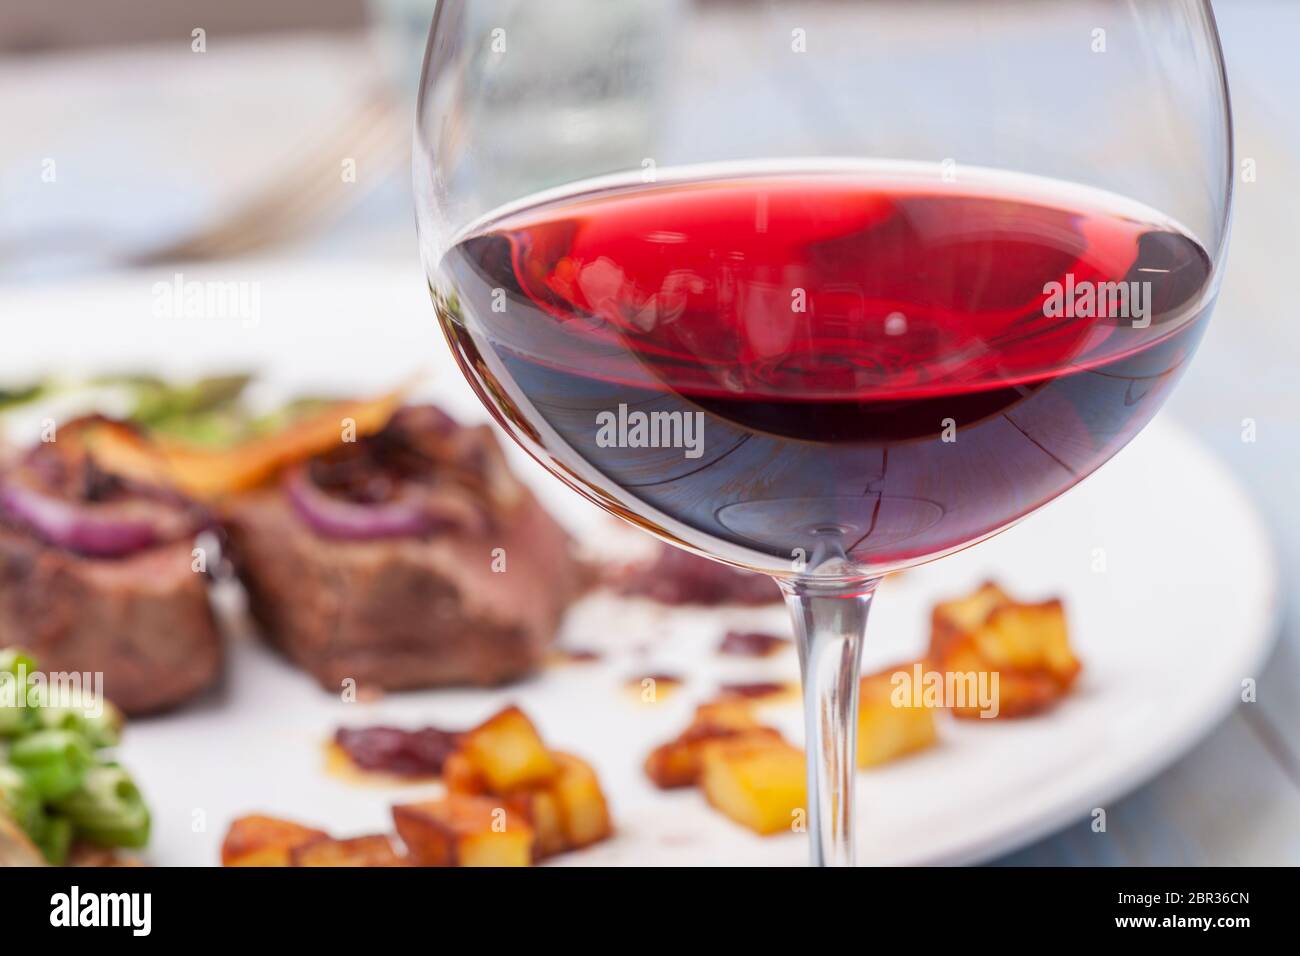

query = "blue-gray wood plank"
1002;0;1300;866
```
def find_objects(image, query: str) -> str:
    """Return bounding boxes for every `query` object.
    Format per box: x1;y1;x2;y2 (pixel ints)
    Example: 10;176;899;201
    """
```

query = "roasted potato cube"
504;787;567;859
434;707;610;859
221;815;328;867
692;700;762;732
929;583;1081;719
974;600;1080;687
442;751;487;795
941;639;1062;717
645;725;782;789
934;597;1080;718
700;737;806;836
857;663;939;768
392;795;533;867
644;700;777;789
929;581;1011;662
290;834;408;867
549;752;613;849
459;706;558;791
716;681;797;704
644;738;704;790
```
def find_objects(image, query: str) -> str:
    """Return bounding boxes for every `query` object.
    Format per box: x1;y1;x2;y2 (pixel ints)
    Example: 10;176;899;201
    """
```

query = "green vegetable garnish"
34;679;124;749
35;815;72;866
0;648;152;863
123;373;254;441
54;765;150;849
0;383;45;411
9;730;94;801
0;650;36;737
0;765;44;840
37;698;123;750
0;650;36;674
246;396;334;437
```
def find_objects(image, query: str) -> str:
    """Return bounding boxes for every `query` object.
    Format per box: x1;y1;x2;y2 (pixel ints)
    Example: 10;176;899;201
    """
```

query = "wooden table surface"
1003;1;1300;866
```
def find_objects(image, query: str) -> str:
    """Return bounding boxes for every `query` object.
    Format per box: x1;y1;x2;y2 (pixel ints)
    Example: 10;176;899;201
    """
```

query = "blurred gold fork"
131;87;409;265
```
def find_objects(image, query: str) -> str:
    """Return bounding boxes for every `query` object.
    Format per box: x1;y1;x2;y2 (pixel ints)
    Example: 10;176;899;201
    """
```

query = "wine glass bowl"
415;0;1232;865
430;161;1216;581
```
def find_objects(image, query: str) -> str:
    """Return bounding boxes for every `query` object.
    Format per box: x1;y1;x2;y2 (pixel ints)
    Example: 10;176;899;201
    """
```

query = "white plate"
0;263;1280;866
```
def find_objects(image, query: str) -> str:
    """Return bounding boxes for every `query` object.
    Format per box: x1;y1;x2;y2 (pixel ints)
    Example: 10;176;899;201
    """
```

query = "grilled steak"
0;530;219;713
0;428;220;714
223;407;587;691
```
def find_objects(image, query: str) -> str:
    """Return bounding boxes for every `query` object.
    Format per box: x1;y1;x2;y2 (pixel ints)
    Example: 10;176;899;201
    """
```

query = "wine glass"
414;0;1231;866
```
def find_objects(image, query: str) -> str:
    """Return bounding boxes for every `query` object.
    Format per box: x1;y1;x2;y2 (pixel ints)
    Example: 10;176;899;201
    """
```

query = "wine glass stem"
780;578;878;867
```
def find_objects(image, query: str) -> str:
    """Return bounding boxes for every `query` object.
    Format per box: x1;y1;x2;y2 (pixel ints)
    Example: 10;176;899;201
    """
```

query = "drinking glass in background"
415;0;1232;865
375;0;675;201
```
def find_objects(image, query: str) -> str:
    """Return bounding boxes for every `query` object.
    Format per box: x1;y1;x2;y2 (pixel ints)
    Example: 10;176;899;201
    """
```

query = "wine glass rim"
419;0;1238;282
442;155;1215;256
1201;0;1236;272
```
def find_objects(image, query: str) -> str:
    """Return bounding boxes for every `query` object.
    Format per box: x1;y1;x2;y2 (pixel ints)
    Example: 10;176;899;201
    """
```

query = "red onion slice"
0;479;161;557
283;464;478;541
333;725;462;776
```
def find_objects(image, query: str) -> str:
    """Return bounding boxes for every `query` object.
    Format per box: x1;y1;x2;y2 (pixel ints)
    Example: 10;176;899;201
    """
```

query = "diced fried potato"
393;795;534;867
929;581;1011;662
942;639;1062;717
549;752;613;849
715;682;798;705
643;739;704;790
857;663;939;768
975;601;1080;688
643;700;778;789
459;706;558;791
930;588;1081;719
442;751;487;795
692;700;762;732
290;834;409;867
436;706;612;858
645;725;782;789
700;737;806;836
221;815;328;867
504;787;567;859
490;754;612;859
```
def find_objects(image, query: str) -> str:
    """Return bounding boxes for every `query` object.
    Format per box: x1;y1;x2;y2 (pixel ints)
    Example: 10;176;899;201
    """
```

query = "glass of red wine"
415;0;1232;865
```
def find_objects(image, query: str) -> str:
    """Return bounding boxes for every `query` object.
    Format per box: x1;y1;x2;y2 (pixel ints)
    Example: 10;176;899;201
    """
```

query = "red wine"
434;164;1213;575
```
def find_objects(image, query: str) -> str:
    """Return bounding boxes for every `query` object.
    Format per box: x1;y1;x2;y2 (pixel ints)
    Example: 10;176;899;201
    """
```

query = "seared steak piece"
0;428;220;714
0;531;219;714
223;408;587;691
